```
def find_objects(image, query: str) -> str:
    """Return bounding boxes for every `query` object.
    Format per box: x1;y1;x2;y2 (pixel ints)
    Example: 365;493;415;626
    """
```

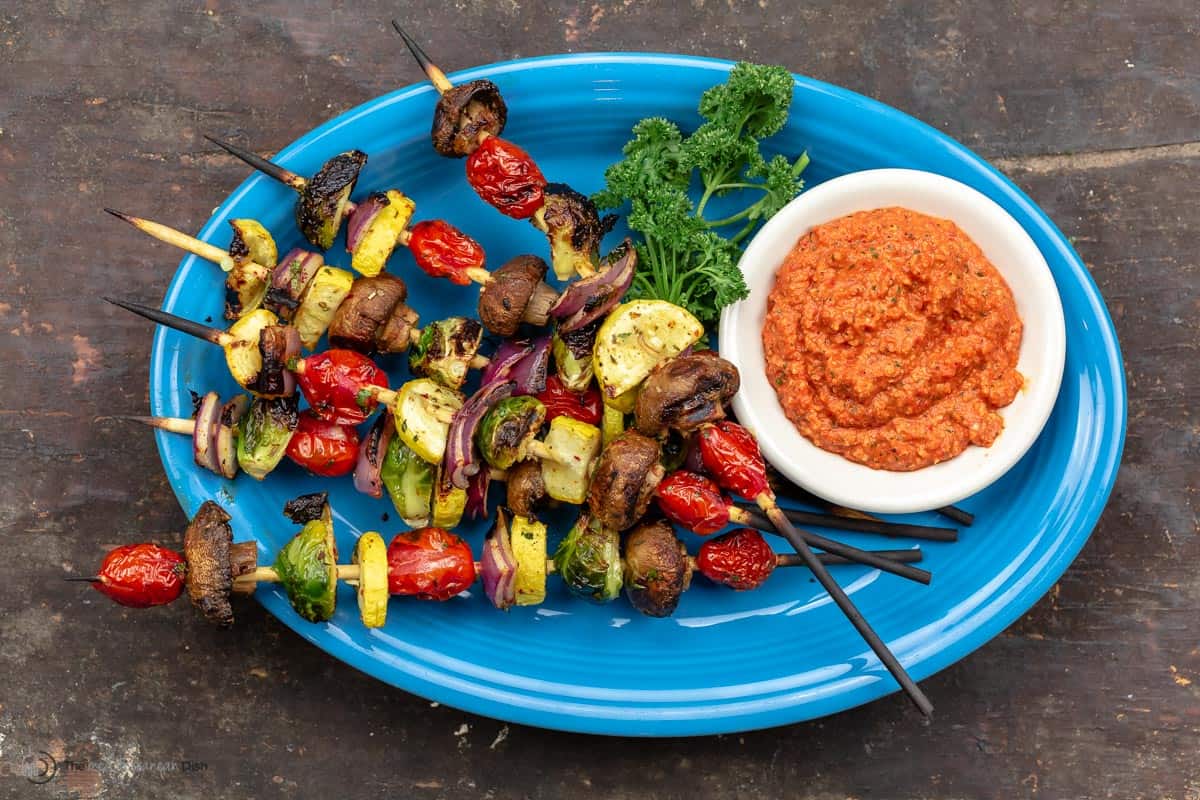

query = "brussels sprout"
553;513;622;603
551;320;598;393
409;316;484;390
476;396;546;470
537;183;615;281
296;150;367;250
273;517;337;622
236;395;299;480
380;435;434;527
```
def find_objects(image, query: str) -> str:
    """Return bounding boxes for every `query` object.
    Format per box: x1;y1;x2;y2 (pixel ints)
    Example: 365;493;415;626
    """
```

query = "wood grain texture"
0;2;1197;798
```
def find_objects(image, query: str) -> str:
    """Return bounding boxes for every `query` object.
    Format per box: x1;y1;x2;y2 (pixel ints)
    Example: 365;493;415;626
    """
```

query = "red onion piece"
508;335;551;395
684;434;706;474
279;325;302;397
445;380;515;490
481;513;517;610
353;411;395;498
192;392;222;474
465;465;490;520
213;395;249;479
548;239;637;332
480;338;533;387
266;248;323;319
345;194;386;253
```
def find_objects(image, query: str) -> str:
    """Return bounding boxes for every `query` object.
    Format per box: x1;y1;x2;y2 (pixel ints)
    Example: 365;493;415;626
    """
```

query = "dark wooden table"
2;2;1196;798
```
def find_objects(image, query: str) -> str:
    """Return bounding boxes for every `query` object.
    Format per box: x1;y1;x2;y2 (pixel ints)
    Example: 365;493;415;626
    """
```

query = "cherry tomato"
407;219;486;286
696;528;777;591
697;421;770;500
465;136;546;219
536;374;602;425
386;527;476;601
286;411;360;477
295;349;388;425
655;470;730;535
92;544;186;608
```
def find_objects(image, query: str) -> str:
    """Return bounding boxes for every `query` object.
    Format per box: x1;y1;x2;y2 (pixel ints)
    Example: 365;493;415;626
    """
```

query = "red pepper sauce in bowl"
763;207;1024;472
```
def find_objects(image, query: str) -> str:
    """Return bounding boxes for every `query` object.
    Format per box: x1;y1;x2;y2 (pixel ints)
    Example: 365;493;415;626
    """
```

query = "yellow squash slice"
510;514;548;606
593;300;704;401
392;378;464;464
351;190;417;277
352;532;389;629
539;416;602;505
223;308;278;392
293;265;354;349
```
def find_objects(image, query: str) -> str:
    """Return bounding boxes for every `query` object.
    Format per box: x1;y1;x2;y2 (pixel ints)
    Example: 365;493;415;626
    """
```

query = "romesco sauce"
763;207;1023;471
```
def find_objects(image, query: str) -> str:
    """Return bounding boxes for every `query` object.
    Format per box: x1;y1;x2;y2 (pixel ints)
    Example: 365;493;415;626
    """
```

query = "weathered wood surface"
1;1;1197;798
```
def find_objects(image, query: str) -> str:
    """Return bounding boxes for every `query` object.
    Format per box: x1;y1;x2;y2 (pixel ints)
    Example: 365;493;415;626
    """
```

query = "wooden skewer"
391;21;453;94
228;549;924;594
103;297;235;346
732;501;958;543
755;491;933;717
105;208;252;276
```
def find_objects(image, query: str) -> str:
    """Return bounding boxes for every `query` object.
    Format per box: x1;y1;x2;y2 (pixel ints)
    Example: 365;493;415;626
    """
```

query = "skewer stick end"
390;21;453;93
63;576;100;583
204;134;307;191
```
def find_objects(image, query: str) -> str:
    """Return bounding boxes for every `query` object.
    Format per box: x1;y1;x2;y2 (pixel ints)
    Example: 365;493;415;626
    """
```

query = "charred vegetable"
593;300;704;402
635;351;740;437
409;316;484;390
623;519;692;618
477;254;552;336
328;273;408;353
224;219;277;319
432;462;468;529
380;435;434;527
539;415;602;505
376;302;421;354
182;500;235;627
536;183;614;281
504;459;546;518
273;510;338;623
587;430;665;531
551;320;599;394
297;150;367;250
431;79;507;158
293;265;355;350
476;396;547;470
392;378;464;464
265;249;324;321
553;513;622;603
236;395;299;480
349;189;417;277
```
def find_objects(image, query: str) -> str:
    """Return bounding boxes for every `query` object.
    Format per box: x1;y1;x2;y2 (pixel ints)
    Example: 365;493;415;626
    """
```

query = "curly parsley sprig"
593;62;809;325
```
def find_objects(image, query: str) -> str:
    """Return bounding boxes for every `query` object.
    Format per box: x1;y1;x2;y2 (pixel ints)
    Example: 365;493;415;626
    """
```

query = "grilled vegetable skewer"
391;22;614;280
72;494;924;629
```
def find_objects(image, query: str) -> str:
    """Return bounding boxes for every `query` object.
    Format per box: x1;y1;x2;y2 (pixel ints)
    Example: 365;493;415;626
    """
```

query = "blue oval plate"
149;54;1125;736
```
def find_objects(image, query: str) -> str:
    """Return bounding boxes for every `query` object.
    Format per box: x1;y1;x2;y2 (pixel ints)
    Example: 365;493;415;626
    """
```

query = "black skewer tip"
203;134;304;190
103;296;227;346
63;576;100;583
391;20;439;78
103;207;134;223
937;505;975;526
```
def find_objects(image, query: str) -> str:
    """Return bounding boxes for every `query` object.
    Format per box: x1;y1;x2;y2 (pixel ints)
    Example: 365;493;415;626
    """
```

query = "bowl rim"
719;167;1067;514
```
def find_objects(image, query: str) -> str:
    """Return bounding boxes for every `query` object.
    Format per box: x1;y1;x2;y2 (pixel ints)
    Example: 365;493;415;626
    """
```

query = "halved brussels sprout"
380;435;434;527
553;512;622;603
476;396;546;470
409;317;484;390
296;150;367;250
551;320;599;394
273;516;337;623
236;395;298;480
537;183;614;281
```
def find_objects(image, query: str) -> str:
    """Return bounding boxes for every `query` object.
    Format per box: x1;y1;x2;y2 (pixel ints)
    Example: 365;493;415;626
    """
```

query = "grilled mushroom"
623;519;692;617
376;302;421;354
504;459;546;518
587;430;665;531
329;274;408;352
182;501;235;627
634;351;741;437
296;150;367;250
431;79;508;157
478;255;550;336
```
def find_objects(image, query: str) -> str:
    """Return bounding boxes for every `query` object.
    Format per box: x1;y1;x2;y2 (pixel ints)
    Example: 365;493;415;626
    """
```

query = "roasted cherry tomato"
92;543;186;608
286;411;360;477
655;470;730;535
536;374;602;425
386;527;477;601
465;136;546;219
696;528;778;591
697;421;770;500
294;349;388;425
407;219;486;286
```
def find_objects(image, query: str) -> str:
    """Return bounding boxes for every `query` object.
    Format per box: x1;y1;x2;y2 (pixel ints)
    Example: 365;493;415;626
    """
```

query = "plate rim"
148;52;1127;736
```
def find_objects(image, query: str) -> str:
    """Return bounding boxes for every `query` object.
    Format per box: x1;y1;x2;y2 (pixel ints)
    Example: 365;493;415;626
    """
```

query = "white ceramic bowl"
718;169;1067;514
